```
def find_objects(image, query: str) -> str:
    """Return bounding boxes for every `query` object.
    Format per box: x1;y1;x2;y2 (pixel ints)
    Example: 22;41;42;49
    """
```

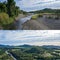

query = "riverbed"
15;15;33;30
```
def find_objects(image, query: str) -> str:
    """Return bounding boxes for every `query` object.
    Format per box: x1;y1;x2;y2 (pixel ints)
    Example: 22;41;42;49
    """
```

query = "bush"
54;16;59;20
38;14;43;17
47;16;53;19
0;13;14;26
0;13;15;29
0;13;9;25
9;17;14;23
31;14;38;20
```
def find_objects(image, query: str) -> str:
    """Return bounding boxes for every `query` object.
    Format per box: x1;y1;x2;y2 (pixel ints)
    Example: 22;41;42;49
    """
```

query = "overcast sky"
0;30;60;46
0;0;60;11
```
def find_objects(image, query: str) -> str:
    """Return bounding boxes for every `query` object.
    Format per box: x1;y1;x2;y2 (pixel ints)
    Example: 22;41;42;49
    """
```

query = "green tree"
0;2;7;13
15;6;20;16
7;0;16;17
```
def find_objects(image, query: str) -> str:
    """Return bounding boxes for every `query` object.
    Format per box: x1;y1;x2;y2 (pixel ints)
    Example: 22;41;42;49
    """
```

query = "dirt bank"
22;17;60;30
22;19;50;30
15;14;26;20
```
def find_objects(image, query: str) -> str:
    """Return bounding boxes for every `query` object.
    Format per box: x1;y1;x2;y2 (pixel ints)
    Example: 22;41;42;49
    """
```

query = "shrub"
38;14;43;17
31;14;38;20
0;13;15;29
0;13;9;25
47;16;53;19
0;13;14;26
9;17;14;23
54;16;59;20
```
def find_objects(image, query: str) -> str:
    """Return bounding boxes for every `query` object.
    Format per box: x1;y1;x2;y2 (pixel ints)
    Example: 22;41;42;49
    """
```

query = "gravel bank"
22;19;50;30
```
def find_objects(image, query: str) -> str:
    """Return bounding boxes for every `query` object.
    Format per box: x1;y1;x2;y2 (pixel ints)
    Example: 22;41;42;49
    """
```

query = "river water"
16;15;33;30
5;51;17;60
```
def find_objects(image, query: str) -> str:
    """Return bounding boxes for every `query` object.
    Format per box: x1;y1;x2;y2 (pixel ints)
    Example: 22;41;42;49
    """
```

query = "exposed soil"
22;19;49;30
22;17;60;30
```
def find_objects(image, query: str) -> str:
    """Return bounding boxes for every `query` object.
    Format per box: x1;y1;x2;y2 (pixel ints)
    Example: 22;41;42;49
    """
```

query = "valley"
0;45;60;60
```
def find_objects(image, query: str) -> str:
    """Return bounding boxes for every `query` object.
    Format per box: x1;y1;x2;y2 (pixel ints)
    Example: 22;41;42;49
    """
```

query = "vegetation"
0;13;14;29
54;16;59;20
8;45;60;60
0;45;60;60
31;8;60;21
31;14;39;20
31;14;43;20
0;0;21;29
0;0;60;30
38;14;43;17
7;0;20;17
47;16;53;19
29;8;60;14
0;49;13;60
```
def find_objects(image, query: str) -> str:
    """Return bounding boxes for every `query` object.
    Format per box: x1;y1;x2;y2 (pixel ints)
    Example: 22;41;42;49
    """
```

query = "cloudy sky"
0;0;60;11
0;30;60;46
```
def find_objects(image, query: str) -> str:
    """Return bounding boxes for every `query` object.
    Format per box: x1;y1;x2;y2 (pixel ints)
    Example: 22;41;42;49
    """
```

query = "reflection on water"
16;15;33;30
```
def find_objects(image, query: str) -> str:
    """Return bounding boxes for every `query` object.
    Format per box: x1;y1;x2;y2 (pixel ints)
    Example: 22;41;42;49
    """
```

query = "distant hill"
29;8;60;14
42;45;60;49
0;44;10;48
0;44;60;49
18;44;32;48
0;44;32;49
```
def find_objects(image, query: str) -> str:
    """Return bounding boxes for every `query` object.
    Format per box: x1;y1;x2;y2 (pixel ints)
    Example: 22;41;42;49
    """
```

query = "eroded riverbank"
15;14;33;30
22;15;60;30
15;14;60;30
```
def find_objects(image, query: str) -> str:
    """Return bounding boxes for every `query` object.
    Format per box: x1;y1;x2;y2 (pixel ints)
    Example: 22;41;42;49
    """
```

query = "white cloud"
0;30;60;45
28;42;60;46
0;0;60;11
16;0;60;11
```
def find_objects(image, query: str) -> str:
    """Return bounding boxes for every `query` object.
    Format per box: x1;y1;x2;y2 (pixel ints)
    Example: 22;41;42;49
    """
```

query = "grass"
31;14;38;20
47;16;60;20
31;14;43;20
38;14;43;17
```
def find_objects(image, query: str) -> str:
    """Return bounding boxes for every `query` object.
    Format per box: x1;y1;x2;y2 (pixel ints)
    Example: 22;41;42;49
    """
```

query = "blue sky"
0;30;60;46
0;0;60;11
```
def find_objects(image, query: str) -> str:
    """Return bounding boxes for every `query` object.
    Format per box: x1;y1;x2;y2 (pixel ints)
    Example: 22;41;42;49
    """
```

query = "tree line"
0;0;20;17
0;0;21;29
29;8;60;14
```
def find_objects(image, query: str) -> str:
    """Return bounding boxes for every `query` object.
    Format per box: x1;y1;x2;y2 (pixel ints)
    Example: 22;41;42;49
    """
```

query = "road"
5;51;17;60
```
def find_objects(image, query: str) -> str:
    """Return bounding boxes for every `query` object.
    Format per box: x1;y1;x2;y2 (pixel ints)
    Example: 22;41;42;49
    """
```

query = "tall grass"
31;14;43;20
